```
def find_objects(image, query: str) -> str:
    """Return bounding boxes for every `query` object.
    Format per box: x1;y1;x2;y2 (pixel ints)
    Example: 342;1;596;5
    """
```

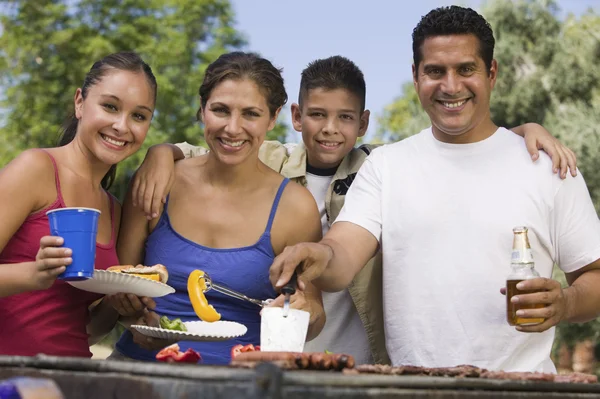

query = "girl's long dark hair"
58;52;157;190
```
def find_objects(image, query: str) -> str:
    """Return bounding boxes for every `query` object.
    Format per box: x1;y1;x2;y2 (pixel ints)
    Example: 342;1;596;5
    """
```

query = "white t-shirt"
305;173;333;235
304;172;373;365
335;127;600;372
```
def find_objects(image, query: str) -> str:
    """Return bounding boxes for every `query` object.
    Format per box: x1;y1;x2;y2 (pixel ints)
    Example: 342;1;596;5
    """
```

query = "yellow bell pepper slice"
187;270;221;322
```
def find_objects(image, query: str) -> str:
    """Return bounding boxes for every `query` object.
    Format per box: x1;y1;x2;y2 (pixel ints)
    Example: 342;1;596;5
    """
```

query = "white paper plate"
131;321;247;342
67;270;175;297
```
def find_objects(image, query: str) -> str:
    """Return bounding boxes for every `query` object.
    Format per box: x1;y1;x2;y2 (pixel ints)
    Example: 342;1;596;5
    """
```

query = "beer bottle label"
511;248;534;263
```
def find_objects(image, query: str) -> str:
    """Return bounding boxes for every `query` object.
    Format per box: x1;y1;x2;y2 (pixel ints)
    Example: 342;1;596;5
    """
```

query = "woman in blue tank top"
113;52;324;364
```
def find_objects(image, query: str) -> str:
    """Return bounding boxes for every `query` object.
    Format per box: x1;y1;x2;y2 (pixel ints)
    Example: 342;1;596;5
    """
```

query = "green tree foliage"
482;0;600;210
376;82;429;142
542;12;600;211
0;0;290;199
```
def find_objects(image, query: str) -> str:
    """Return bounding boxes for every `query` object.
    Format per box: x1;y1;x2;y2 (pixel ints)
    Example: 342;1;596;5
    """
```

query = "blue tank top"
116;178;289;364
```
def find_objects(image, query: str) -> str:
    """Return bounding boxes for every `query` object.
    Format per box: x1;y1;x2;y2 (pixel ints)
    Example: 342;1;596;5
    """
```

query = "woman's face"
201;78;279;166
75;69;155;166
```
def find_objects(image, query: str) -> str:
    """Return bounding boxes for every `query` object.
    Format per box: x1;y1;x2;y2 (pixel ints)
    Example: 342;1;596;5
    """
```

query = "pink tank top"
0;151;120;357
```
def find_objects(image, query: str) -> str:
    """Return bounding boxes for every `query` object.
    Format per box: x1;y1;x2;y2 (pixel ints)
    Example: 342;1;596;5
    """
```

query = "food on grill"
480;370;555;382
230;351;355;371
343;364;598;384
426;365;484;377
107;264;168;283
187;270;221;322
342;364;474;376
553;372;599;384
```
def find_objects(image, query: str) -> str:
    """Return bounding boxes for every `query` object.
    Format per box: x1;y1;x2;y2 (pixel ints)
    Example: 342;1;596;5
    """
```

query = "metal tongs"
202;272;272;307
281;271;298;318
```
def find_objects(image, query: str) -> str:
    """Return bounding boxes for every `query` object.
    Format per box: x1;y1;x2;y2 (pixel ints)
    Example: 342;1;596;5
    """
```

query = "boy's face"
292;88;369;169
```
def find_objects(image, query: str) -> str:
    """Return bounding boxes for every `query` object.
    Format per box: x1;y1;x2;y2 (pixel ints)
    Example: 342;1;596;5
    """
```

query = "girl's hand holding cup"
29;235;73;290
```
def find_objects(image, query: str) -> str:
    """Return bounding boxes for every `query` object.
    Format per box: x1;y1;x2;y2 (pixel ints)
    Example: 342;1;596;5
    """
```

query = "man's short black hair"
412;6;495;74
299;55;366;111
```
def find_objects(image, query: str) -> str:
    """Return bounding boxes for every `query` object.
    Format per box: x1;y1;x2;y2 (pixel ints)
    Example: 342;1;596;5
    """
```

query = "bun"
107;265;135;272
106;264;169;283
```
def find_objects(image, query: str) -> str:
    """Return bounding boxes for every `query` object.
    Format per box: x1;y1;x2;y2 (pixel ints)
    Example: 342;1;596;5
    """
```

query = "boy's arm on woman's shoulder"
258;140;294;173
174;141;209;159
173;140;293;171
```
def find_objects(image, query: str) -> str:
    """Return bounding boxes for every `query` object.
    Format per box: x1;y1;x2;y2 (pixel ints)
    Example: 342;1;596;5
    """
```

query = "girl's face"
201;78;279;166
75;69;155;166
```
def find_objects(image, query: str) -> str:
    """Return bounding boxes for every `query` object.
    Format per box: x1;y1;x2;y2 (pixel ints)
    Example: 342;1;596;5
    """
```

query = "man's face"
292;88;369;169
413;34;497;143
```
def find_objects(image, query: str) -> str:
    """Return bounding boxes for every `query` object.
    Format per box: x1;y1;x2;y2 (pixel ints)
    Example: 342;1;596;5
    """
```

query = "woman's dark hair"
58;51;157;190
197;51;287;120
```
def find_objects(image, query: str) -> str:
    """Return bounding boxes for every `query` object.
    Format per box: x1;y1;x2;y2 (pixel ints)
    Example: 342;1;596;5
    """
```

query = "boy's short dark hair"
412;6;495;75
298;55;366;111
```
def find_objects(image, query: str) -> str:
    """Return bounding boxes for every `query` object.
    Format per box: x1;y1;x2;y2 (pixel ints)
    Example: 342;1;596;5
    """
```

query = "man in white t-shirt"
269;6;600;372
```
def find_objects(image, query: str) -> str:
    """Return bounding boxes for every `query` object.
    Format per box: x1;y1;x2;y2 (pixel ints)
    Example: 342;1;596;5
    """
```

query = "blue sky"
230;0;598;140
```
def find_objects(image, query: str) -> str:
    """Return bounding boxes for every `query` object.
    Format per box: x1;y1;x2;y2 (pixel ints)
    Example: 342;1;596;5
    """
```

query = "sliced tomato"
156;344;201;364
241;344;256;352
156;343;180;361
230;344;260;359
175;348;202;363
231;344;244;359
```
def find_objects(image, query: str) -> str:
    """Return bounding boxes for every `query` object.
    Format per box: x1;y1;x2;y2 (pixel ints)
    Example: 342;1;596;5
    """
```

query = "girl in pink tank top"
0;52;157;357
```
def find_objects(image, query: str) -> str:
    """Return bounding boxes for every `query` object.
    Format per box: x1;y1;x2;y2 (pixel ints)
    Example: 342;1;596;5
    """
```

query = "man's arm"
510;171;600;332
270;223;378;294
513;258;600;332
317;223;379;291
564;260;600;323
271;149;384;293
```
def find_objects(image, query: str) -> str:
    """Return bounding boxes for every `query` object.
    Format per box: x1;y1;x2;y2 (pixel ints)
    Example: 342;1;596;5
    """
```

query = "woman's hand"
105;293;156;318
267;284;326;340
130;308;177;351
27;235;72;291
268;291;318;323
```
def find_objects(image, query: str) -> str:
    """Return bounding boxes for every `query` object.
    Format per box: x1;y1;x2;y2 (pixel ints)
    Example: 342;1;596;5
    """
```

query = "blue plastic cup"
46;207;101;281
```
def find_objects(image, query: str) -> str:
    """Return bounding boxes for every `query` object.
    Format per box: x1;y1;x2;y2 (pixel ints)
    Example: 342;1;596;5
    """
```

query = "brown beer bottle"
506;226;545;326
